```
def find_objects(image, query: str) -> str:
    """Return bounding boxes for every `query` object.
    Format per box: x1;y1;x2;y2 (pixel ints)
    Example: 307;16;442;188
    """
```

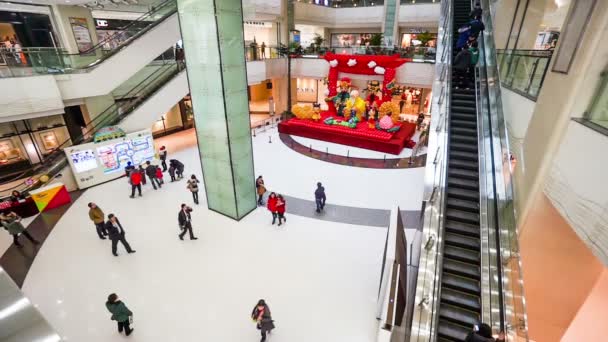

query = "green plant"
313;34;325;48
369;33;383;47
416;31;435;47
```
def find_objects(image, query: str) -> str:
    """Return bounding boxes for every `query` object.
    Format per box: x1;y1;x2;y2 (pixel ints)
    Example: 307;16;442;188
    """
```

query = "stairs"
436;0;482;341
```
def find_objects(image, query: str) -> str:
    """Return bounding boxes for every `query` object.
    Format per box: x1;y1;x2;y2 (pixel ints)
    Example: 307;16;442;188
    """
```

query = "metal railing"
244;46;286;61
496;49;552;101
301;0;440;6
294;45;436;63
480;0;528;339
408;0;452;339
0;0;177;78
1;59;184;197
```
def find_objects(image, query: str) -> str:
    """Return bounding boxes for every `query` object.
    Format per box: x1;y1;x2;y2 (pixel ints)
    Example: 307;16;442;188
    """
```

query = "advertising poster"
69;17;94;54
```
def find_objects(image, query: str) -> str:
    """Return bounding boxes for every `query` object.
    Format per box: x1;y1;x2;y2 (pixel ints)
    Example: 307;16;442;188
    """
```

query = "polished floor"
17;127;425;341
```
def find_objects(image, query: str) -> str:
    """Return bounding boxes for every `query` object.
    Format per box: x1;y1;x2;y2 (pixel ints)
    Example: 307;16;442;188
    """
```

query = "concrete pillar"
176;0;256;220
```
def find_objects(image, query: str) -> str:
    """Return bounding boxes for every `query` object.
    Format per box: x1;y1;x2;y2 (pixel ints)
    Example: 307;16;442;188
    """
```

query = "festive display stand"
29;182;71;212
278;53;416;155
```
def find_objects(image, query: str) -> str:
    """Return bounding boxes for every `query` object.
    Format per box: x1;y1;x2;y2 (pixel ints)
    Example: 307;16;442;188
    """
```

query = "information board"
64;129;156;189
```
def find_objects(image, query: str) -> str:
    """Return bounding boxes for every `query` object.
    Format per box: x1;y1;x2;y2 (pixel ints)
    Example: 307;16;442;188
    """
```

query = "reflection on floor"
22;143;386;342
18;127;425;341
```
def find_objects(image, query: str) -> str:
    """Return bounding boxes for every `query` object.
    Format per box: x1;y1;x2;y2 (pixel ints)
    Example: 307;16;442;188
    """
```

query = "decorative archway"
322;52;410;115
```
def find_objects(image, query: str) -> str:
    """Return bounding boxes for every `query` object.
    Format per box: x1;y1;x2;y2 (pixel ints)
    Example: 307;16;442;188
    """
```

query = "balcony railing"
497;49;553;101
293;45;436;62
300;0;440;7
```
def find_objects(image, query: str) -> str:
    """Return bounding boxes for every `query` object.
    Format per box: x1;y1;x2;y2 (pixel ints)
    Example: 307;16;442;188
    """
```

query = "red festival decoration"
323;53;410;114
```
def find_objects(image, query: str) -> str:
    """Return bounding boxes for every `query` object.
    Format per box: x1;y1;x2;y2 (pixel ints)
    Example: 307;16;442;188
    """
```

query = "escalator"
436;0;483;340
2;58;184;195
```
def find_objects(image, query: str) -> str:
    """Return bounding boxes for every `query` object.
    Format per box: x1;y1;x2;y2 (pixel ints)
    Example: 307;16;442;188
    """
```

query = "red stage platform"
278;114;417;155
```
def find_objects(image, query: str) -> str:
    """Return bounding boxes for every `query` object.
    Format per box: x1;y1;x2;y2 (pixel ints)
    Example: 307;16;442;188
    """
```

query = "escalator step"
439;303;480;327
451;99;476;107
451;120;477;130
452;113;477;122
442;272;481;294
444;245;480;264
451;105;476;114
450;150;478;162
448;165;479;183
451;127;477;136
447;197;479;211
448;177;479;191
438;319;473;341
443;258;481;278
449;160;479;172
445;232;481;250
452;93;475;100
445;220;479;237
450;142;478;153
452;88;475;95
447;187;480;202
446;208;480;224
441;288;482;311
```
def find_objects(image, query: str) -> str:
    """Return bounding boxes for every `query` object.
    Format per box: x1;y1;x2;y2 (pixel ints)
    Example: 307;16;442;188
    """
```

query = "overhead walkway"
409;0;526;341
1;0;180;99
2;57;186;196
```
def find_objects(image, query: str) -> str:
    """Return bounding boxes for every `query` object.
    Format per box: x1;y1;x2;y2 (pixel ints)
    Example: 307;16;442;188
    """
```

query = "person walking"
314;182;326;213
158;145;168;171
186;175;200;204
105;293;134;336
256;176;266;206
138;165;147;185
88;202;108;239
0;211;40;248
267;192;278;224
168;163;177;182
156;166;164;185
129;170;142;198
105;214;136;256
178;204;198;241
276;195;286;226
145;161;162;190
260;41;266;59
251;299;275;342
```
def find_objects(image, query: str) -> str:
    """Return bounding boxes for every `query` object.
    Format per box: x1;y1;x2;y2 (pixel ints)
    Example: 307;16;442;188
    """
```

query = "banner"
70;17;93;54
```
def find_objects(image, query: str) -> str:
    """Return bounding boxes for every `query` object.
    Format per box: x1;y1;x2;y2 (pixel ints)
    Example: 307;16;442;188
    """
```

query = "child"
138;165;147;185
156;166;164;185
168;164;176;182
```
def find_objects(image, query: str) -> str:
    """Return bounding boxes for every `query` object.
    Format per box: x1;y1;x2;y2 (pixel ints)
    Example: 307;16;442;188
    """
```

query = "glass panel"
586;73;608;129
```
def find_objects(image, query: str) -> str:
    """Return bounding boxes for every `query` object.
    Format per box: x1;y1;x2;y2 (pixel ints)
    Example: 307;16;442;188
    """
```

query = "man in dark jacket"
170;159;185;180
105;214;136;256
454;47;473;88
314;182;326;213
145;161;162;190
470;2;482;19
178;204;198;241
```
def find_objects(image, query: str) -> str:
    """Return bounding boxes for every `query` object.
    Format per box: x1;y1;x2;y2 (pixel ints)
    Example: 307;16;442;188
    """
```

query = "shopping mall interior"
0;0;607;341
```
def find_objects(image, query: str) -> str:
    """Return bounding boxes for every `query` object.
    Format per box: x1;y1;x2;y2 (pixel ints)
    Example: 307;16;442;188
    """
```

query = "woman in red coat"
129;171;142;198
266;192;278;225
275;194;286;226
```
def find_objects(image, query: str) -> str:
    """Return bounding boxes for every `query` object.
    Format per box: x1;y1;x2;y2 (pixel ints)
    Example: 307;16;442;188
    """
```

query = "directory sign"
64;129;156;189
70;149;98;173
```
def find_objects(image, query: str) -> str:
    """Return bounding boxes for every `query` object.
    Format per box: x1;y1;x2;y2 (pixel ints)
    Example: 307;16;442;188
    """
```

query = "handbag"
129;315;133;325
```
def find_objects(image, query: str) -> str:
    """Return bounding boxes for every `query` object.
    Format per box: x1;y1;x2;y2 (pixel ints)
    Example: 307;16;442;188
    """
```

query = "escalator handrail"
83;0;177;55
60;0;177;70
1;62;183;195
408;0;454;340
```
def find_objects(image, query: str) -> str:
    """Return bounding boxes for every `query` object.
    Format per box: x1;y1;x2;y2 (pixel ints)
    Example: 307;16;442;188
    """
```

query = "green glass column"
176;0;256;220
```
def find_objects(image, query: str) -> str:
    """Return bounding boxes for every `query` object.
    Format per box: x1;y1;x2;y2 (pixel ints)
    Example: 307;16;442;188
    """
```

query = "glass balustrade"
497;49;552;100
0;0;177;78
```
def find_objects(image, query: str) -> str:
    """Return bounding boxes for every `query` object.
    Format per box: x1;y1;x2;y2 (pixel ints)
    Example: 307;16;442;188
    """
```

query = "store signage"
96;19;108;27
407;28;425;33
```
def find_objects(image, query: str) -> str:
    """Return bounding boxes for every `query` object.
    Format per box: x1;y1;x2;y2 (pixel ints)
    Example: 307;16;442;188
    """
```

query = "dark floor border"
0;190;84;288
279;133;426;169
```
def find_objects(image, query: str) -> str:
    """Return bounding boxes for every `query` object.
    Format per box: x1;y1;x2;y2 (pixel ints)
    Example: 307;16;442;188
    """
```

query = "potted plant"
313;33;325;53
369;33;383;53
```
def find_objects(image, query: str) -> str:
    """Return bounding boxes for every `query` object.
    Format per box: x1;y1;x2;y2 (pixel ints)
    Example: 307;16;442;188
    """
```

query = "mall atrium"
0;0;606;341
